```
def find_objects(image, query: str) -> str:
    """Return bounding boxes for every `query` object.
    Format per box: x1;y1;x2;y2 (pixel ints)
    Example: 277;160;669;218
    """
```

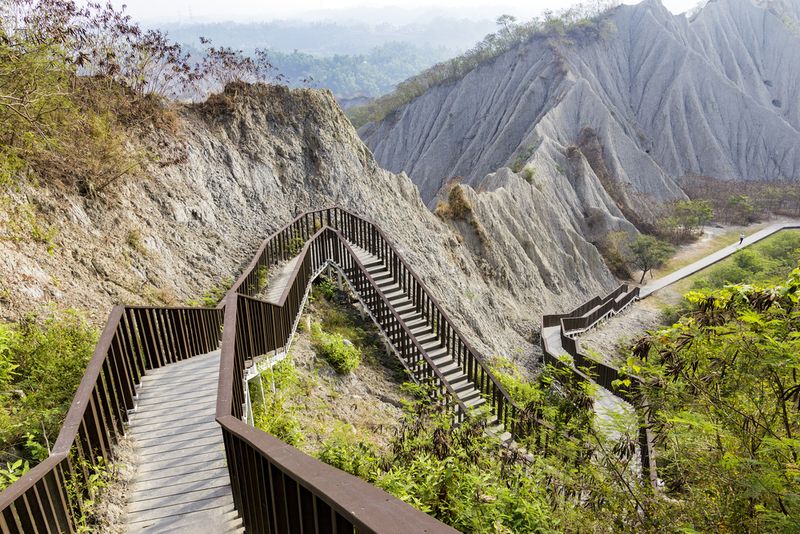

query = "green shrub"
489;356;542;406
623;268;800;531
315;276;338;300
254;397;304;446
251;360;304;446
247;265;269;293
311;324;361;374
286;235;305;256
318;424;379;480
520;166;535;184
0;309;97;465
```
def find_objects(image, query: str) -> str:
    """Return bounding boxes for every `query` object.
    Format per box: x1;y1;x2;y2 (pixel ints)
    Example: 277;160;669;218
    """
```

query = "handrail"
217;226;469;419
540;284;658;487
229;207;336;297
335;209;525;437
334;229;470;416
217;226;460;532
0;305;222;531
1;205;548;532
226;207;525;438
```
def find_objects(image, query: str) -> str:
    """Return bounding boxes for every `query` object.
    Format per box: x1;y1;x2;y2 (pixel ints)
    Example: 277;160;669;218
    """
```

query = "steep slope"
0;84;616;369
359;0;800;234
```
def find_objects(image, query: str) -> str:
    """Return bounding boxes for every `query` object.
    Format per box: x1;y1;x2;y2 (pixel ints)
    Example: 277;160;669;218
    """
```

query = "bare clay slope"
1;84;616;368
359;0;800;231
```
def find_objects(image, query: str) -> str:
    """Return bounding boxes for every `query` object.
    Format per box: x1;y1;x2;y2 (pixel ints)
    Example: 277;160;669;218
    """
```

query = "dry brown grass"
435;183;489;247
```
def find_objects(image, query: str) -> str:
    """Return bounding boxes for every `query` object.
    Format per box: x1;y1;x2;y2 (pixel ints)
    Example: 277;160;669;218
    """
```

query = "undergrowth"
310;324;362;374
0;309;97;484
187;276;233;307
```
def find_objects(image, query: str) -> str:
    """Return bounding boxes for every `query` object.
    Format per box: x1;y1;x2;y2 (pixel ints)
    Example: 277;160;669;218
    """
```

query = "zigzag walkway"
0;208;527;533
256;242;512;441
125;351;242;533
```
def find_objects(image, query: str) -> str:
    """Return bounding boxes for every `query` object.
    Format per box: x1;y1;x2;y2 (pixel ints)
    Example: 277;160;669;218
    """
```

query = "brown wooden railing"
0;306;222;533
333;210;530;439
541;284;658;487
227;207;529;437
217;218;462;533
0;206;545;533
216;207;566;532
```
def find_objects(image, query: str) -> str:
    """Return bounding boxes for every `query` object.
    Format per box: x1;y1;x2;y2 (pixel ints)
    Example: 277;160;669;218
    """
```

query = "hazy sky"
104;0;702;24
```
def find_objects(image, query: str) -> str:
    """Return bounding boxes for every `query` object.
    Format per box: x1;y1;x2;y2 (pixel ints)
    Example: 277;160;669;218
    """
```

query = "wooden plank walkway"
125;351;242;533
640;222;800;298
348;244;511;442
263;255;301;303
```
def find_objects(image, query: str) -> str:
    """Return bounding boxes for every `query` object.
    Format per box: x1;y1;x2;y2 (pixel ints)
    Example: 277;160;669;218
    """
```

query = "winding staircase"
0;208;522;534
3;206;795;533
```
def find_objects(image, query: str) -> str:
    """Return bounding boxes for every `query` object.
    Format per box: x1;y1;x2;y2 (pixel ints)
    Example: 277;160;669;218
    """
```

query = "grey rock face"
359;0;800;248
1;84;618;370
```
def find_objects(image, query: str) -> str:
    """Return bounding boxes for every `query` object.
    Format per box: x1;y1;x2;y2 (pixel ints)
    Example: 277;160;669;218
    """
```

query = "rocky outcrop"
359;0;800;258
0;83;619;370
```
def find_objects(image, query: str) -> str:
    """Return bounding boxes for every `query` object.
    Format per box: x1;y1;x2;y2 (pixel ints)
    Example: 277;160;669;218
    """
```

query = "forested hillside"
161;17;496;99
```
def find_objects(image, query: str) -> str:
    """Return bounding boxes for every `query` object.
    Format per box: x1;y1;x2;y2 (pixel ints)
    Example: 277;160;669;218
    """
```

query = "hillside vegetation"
0;309;96;489
624;266;800;531
269;42;451;99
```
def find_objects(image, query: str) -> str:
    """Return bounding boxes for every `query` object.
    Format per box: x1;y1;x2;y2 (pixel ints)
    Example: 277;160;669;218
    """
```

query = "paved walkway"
125;351;242;533
640;222;800;298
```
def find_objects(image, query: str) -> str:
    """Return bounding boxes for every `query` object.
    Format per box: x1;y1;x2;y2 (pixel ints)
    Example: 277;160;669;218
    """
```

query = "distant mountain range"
155;17;499;98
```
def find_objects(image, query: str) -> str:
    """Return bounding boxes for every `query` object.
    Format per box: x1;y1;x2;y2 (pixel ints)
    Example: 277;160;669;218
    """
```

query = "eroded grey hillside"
360;0;800;236
2;85;617;369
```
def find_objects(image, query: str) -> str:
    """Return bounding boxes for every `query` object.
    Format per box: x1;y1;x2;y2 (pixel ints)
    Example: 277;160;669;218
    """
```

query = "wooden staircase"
351;245;512;443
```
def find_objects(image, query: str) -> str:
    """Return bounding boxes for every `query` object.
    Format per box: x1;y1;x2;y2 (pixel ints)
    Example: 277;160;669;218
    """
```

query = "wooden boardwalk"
263;255;301;303
349;244;511;442
125;351;242;533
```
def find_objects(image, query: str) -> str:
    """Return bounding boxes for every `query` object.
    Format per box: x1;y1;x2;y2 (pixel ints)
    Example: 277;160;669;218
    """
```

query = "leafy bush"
318;424;380;480
489;356;542;406
0;459;30;491
520;166;536;184
251;359;304;446
0;309;97;466
658;199;714;243
286;235;305;256
311;324;361;374
625;267;800;531
315;276;338;300
357;382;615;533
64;455;115;533
247;265;269;293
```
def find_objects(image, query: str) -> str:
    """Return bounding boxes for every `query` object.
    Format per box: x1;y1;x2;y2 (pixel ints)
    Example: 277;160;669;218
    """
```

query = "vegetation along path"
550;221;800;485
